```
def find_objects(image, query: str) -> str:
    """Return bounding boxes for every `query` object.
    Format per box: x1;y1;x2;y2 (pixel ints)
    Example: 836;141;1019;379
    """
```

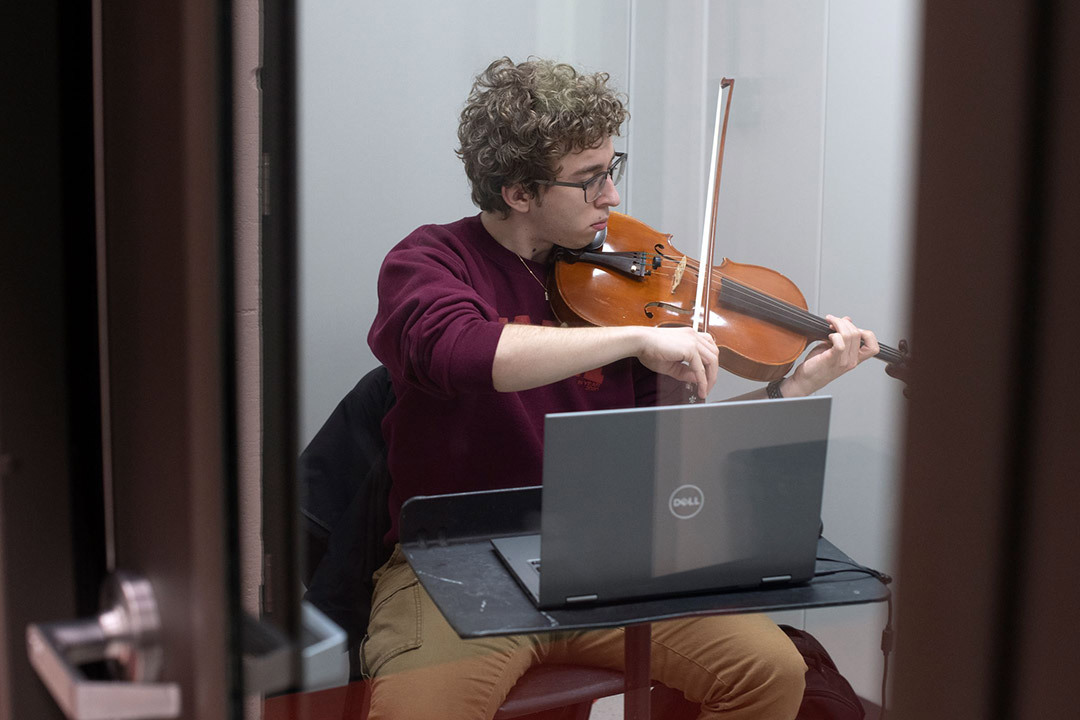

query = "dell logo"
668;485;705;519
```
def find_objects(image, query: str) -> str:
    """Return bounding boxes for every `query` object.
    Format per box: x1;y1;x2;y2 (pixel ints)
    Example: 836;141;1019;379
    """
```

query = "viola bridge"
671;255;688;294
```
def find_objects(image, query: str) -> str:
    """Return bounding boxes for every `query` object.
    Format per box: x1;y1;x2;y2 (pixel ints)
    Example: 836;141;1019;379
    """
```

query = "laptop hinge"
761;575;793;584
565;594;599;604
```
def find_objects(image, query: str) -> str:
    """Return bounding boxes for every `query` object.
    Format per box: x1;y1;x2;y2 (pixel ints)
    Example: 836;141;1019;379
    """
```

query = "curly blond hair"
457;57;629;214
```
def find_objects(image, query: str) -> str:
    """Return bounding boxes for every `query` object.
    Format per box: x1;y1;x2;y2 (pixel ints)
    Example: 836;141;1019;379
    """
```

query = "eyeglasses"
535;152;627;203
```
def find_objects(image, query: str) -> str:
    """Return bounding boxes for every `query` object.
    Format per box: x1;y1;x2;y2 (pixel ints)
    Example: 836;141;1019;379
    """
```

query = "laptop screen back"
537;396;831;607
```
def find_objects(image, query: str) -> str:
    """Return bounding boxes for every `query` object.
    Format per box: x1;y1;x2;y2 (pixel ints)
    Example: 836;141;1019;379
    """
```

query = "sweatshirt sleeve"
367;228;505;398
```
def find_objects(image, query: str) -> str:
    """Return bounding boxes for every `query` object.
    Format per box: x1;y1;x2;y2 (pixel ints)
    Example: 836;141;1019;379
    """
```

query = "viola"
550;76;910;388
549;211;910;383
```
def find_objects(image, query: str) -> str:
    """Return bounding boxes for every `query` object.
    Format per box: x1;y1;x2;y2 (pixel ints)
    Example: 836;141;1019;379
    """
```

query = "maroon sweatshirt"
368;214;667;543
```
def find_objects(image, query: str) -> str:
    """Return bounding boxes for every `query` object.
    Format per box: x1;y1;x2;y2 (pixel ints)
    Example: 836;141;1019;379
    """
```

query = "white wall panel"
809;0;919;704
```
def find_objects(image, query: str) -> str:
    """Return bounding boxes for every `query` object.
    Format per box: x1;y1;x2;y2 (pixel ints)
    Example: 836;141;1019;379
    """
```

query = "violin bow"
693;77;734;337
687;78;735;402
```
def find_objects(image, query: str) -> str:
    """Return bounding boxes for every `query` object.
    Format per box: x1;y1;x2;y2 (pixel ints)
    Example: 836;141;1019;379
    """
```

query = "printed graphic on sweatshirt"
498;314;605;391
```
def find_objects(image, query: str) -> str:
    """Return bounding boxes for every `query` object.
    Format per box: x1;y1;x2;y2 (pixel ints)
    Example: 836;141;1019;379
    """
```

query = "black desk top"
400;486;890;638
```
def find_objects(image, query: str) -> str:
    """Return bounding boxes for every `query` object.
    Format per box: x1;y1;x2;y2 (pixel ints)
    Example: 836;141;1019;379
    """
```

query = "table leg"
623;622;651;720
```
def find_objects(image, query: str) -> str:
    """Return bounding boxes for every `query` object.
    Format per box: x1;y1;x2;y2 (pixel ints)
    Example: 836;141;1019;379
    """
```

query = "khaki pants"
362;547;806;720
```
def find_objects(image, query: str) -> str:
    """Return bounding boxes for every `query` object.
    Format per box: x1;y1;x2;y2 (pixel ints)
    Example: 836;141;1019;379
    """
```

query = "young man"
364;57;879;720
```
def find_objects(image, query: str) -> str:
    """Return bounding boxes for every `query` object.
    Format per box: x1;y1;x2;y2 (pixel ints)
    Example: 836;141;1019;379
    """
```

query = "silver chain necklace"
517;254;548;301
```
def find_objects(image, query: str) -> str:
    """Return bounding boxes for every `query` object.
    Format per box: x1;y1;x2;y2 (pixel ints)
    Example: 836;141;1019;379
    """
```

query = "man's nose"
595;175;620;207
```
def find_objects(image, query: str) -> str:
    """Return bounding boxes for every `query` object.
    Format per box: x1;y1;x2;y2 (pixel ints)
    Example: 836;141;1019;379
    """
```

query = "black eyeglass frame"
534;152;627;202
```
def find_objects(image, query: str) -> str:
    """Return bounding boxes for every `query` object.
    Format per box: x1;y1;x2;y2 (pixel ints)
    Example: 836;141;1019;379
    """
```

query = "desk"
401;486;890;719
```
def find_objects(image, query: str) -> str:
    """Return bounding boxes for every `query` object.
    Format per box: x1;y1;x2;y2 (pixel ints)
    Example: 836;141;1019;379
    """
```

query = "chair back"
300;365;395;646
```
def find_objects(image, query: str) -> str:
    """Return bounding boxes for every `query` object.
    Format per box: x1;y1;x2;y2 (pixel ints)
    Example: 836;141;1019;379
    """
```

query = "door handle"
25;572;181;720
243;600;348;694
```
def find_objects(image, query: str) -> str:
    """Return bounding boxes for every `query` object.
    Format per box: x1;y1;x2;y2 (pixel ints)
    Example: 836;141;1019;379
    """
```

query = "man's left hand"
784;315;879;396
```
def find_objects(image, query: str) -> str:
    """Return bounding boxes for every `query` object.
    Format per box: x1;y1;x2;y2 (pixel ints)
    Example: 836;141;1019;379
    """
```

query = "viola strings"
611;250;903;363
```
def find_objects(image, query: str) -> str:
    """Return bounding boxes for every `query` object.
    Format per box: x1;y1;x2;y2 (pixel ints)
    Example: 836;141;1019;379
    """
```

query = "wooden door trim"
98;1;239;718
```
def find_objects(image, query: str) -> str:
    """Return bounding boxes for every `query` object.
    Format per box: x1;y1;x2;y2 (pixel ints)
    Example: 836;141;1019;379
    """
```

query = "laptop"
491;396;831;609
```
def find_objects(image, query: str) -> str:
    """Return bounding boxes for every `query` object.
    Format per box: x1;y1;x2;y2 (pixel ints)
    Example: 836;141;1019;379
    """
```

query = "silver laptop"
491;396;831;609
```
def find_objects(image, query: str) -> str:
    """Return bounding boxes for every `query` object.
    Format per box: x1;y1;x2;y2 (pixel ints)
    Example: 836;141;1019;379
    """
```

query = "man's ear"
501;183;536;213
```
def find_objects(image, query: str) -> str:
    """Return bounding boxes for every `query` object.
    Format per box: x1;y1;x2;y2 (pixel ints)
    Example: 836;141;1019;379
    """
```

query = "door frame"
1;1;243;719
95;1;241;718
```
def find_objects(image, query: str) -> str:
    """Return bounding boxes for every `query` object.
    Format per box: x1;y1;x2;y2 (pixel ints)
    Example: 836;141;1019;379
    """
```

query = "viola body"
550;212;810;382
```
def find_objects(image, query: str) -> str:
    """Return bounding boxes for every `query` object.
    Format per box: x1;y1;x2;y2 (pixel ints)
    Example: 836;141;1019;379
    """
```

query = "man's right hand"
636;326;719;400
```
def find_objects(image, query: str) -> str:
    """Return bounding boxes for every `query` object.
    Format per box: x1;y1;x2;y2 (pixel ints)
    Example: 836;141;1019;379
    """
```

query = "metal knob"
26;572;181;720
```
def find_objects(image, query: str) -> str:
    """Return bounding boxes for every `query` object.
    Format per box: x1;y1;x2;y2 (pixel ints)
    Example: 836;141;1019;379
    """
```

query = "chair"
300;365;695;720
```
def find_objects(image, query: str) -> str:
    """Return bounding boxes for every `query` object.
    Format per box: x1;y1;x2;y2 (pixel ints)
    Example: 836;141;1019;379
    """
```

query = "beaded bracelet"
766;378;785;399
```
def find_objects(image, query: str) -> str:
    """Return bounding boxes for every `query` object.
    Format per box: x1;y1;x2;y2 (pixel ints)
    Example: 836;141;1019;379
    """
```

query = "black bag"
779;625;865;720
